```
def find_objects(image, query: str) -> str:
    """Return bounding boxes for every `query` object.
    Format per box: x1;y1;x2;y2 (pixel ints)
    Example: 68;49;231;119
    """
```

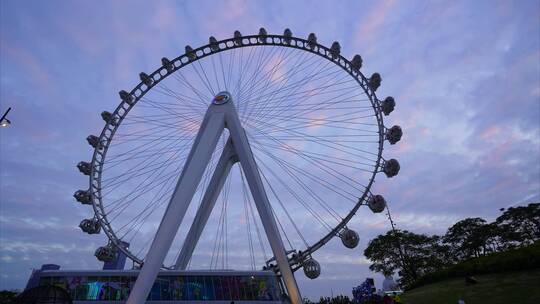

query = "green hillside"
401;269;540;304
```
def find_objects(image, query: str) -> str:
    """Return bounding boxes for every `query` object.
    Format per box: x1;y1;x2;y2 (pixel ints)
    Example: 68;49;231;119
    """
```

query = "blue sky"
1;0;539;300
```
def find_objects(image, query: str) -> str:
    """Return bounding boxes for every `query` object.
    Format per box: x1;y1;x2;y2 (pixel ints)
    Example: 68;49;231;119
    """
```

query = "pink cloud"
62;25;106;57
480;125;501;141
353;0;396;49
0;42;52;92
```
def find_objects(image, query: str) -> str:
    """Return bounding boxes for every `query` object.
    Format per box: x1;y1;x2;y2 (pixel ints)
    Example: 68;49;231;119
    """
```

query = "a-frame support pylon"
126;92;302;304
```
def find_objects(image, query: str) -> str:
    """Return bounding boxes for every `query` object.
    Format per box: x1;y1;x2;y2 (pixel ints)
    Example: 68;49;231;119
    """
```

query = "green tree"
496;203;540;247
0;290;19;304
364;230;450;287
443;217;489;260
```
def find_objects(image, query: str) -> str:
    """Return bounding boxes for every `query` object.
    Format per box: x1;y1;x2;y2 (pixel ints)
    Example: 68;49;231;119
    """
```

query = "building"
25;265;285;303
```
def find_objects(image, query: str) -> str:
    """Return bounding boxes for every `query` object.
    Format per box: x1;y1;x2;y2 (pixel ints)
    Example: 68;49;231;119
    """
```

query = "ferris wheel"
74;28;402;303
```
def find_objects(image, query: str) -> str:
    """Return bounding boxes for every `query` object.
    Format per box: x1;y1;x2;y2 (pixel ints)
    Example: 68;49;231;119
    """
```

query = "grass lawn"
401;268;540;304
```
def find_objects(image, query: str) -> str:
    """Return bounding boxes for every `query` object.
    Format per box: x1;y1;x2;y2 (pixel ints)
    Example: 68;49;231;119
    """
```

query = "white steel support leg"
174;138;237;270
126;111;225;304
224;103;303;304
127;92;302;304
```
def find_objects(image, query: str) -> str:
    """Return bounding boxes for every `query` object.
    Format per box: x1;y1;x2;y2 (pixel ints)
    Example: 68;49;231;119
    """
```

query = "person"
383;294;393;304
458;299;466;304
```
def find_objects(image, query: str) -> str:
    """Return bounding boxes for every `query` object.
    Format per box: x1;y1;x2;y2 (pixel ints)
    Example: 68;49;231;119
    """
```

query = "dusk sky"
1;0;539;300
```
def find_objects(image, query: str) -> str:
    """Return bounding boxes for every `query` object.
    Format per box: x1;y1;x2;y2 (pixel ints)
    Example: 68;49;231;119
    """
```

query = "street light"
0;107;11;128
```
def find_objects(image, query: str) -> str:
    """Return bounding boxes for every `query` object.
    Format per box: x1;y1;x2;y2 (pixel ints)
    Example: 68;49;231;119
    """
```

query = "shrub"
407;241;540;290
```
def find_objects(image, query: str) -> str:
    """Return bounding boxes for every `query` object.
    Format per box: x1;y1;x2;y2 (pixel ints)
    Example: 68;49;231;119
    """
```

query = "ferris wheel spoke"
224;48;237;92
233;46;256;111
246;63;352;122
109;105;200;144
172;69;213;104
105;144;192;167
102;136;192;185
251;136;360;202
140;97;204;122
251;135;371;193
251;98;372;109
102;152;185;191
246;119;379;163
218;52;228;91
107;139;225;228
239;166;269;267
250;84;365;128
153;83;208;110
253;140;376;171
257;104;380;129
105;165;182;223
250;117;380;160
255;152;335;234
242;178;256;270
238;59;339;110
252;107;375;128
250;121;374;190
251;136;353;218
210;183;229;269
262;108;378;125
239;44;288;111
256;159;315;245
237;45;278;118
102;159;188;210
247;47;330;103
244;61;342;115
116;172;178;237
210;54;222;92
102;148;185;180
106;130;192;163
242;53;333;121
104;148;186;207
237;45;296;103
247;191;270;263
193;59;217;97
113;122;199;143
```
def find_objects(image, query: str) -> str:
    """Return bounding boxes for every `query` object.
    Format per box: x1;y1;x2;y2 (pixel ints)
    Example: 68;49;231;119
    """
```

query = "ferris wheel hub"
212;91;232;105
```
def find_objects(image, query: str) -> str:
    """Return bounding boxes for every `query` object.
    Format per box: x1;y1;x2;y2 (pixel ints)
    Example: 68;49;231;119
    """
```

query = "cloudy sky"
1;0;539;300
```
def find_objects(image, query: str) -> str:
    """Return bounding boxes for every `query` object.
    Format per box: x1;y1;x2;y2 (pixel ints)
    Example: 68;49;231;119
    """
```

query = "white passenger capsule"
119;90;134;105
386;125;403;145
341;228;360;249
368;195;386;213
139;72;153;86
74;189;91;204
234;30;243;45
77;161;91;175
283;28;292;44
307;33;317;50
209;36;219;51
185;45;196;60
383;159;400;178
161;57;174;72
79;218;101;234
101;111;117;126
369;73;382;91
258;27;267;43
303;258;321;279
95;245;116;262
86;135;100;148
381;96;395;115
330;41;341;59
351;55;363;70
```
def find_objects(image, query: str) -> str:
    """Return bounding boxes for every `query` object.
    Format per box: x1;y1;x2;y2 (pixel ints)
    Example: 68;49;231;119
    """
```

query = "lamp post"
0;107;11;127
